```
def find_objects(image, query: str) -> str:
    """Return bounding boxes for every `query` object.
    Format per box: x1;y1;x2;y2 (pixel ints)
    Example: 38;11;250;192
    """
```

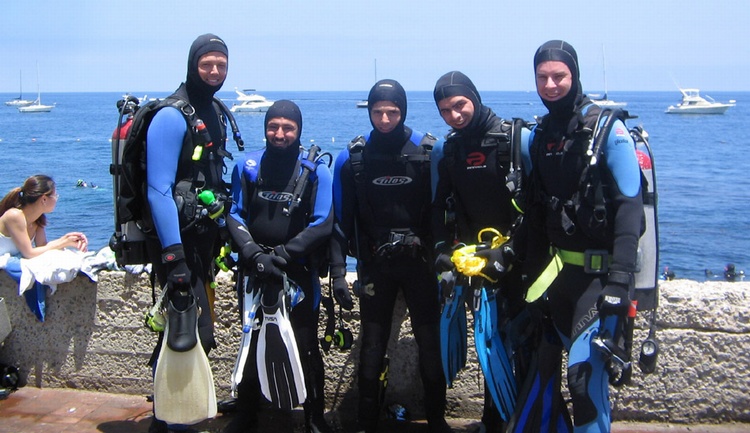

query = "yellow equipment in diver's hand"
215;244;232;272
451;228;509;282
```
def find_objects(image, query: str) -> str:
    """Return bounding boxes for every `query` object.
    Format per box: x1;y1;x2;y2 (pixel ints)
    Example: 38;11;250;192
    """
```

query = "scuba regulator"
320;287;353;352
197;190;225;220
333;320;354;350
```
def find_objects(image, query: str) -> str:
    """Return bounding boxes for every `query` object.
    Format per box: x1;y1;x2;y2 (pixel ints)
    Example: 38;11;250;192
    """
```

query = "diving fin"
506;316;572;433
154;292;217;425
256;283;307;410
474;286;517;422
231;281;262;397
439;271;467;386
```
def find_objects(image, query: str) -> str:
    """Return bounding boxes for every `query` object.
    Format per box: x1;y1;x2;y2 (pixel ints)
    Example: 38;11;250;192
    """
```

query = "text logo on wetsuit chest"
259;191;294;202
545;139;565;155
372;176;413;186
466;151;487;169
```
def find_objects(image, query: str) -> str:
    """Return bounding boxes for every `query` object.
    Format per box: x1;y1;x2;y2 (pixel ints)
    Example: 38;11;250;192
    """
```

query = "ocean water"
1;90;747;281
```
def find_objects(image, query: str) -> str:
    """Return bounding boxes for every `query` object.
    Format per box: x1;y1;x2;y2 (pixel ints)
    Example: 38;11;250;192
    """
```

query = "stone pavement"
0;386;748;433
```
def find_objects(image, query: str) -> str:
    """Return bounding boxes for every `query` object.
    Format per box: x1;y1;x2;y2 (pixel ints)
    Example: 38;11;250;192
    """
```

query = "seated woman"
0;174;88;258
0;175;88;321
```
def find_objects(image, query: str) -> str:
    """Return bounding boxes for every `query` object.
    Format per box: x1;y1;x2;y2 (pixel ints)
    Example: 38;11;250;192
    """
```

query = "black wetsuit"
330;126;446;432
431;104;527;431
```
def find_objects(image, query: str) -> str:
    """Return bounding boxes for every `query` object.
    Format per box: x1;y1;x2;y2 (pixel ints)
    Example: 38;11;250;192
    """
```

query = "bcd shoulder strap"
442;119;528;228
575;107;635;220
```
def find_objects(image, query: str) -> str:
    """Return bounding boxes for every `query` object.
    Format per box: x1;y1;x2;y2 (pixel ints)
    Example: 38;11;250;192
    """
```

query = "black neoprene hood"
186;33;228;97
433;70;482;110
264;99;303;150
533;40;582;115
368;79;408;120
533;40;579;83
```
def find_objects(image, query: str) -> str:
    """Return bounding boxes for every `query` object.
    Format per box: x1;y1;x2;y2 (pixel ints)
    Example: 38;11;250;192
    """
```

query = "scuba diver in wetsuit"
145;33;232;433
432;71;529;433
224;100;335;433
329;79;450;433
522;40;644;433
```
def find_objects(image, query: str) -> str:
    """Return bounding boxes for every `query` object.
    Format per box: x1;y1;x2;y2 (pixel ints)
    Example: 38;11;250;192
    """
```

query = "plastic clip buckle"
388;232;406;244
584;249;609;274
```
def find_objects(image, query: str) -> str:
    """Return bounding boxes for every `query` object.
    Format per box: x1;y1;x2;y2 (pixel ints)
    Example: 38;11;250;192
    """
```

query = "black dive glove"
330;265;353;311
240;242;263;268
433;242;455;273
254;253;287;281
597;271;632;320
239;242;286;280
272;244;292;262
163;244;191;294
474;243;516;282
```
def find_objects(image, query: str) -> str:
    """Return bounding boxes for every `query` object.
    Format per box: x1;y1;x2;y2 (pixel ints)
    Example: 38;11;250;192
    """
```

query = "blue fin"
506;314;572;433
440;274;467;386
475;287;517;422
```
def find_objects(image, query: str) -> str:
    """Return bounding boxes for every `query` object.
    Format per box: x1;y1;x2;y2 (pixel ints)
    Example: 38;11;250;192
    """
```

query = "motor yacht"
230;88;274;113
665;88;735;114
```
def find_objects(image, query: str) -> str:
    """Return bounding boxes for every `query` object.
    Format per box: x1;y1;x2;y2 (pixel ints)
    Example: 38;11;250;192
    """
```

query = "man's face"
197;52;228;87
535;60;573;102
370;101;402;134
437;95;475;130
265;117;299;149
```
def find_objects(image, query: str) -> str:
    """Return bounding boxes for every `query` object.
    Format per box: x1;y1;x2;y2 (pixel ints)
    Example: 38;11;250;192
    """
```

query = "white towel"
19;249;84;295
0;253;10;269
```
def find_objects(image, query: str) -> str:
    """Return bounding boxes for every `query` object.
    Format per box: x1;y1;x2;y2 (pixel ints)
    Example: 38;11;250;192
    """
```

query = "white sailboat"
591;46;626;108
18;64;55;113
356;59;377;108
4;70;35;107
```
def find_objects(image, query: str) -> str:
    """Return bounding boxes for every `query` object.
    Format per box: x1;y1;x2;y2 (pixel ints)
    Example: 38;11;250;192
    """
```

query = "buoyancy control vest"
529;105;658;294
528;105;661;382
347;131;436;257
238;145;326;248
109;91;243;265
530;103;621;245
440;117;528;242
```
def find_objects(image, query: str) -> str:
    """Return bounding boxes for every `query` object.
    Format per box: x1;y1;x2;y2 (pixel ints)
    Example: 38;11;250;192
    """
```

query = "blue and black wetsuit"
330;80;447;433
146;83;229;355
227;135;333;427
523;98;643;433
145;33;232;432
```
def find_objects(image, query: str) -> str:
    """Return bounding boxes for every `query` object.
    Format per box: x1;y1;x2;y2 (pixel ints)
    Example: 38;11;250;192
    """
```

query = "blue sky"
1;0;747;93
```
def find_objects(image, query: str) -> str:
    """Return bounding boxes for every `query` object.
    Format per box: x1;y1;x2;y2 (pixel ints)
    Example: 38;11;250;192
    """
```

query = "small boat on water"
591;95;627;108
230;88;273;113
591;46;626;108
665;88;735;114
5;70;34;107
18;65;55;113
5;97;35;108
356;59;376;108
18;98;55;113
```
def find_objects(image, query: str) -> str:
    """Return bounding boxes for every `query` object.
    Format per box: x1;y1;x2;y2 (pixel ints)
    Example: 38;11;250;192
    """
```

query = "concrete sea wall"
0;271;748;424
